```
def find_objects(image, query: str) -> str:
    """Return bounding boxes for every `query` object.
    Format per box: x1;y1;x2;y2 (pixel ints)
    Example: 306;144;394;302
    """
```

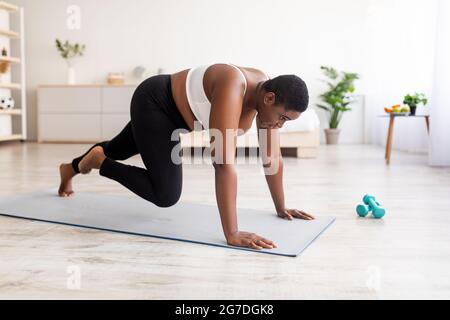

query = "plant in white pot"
55;39;86;84
317;66;359;144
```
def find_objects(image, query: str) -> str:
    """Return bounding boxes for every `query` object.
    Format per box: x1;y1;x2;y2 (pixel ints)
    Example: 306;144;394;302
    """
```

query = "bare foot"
78;146;106;174
58;163;76;197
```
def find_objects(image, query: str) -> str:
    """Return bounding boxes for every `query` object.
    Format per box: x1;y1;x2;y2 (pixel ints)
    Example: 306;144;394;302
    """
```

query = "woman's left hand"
277;208;315;220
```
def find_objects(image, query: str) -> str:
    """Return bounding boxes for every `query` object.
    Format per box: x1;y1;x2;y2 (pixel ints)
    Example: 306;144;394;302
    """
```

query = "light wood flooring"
0;142;449;299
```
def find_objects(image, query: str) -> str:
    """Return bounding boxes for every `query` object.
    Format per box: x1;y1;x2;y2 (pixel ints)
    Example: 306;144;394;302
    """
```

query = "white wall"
9;0;440;151
8;0;368;142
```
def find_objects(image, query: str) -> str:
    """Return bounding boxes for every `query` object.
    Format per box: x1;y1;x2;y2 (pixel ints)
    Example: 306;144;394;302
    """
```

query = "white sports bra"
186;63;248;131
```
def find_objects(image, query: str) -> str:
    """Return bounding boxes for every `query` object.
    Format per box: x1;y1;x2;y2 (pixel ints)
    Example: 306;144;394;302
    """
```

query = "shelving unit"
0;28;19;38
0;108;20;115
0;82;20;89
0;1;26;143
0;55;20;63
0;1;18;11
0;133;20;141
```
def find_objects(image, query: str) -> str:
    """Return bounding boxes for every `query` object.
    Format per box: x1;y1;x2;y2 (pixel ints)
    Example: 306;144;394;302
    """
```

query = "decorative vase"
67;66;76;84
409;106;417;116
325;128;341;145
66;58;79;85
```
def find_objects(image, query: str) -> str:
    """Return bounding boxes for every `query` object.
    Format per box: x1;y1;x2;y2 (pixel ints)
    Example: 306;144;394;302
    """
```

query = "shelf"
0;134;22;142
0;1;25;144
0;56;20;63
0;1;19;12
39;83;139;88
0;83;21;89
0;29;20;38
0;109;21;115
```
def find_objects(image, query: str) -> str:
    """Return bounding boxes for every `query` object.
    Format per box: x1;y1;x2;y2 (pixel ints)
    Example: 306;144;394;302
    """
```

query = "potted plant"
55;39;86;84
403;93;428;116
317;66;360;144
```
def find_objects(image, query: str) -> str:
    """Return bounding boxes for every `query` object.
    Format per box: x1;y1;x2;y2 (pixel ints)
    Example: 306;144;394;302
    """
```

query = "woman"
58;63;315;251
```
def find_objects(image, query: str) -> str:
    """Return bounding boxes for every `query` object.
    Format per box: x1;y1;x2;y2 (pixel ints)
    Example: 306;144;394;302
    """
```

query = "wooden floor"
0;142;449;299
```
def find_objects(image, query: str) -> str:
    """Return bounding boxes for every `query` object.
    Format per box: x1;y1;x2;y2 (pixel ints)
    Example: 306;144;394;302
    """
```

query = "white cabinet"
37;85;137;143
37;84;320;158
38;87;102;114
101;114;130;140
102;87;135;113
39;114;102;141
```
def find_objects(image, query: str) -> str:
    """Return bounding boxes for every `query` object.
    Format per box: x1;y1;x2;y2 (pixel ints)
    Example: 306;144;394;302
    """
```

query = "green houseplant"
317;66;359;144
55;39;86;84
403;93;427;116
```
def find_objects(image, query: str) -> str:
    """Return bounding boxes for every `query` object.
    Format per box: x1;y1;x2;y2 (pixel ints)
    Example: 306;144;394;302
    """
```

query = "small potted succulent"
403;93;428;116
55;39;86;84
317;66;360;144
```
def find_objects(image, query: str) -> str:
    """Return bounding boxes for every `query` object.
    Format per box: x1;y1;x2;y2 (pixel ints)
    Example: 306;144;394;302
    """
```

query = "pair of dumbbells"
356;194;385;219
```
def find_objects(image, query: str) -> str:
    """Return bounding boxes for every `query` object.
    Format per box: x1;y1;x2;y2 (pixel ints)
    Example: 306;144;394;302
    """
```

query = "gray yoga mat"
0;189;335;257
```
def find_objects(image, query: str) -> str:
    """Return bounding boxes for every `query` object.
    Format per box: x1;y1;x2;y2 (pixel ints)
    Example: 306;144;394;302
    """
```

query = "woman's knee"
153;186;182;208
154;193;181;208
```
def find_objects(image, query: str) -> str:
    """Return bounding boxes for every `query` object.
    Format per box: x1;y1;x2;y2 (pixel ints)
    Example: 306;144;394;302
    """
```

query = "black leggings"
71;75;191;207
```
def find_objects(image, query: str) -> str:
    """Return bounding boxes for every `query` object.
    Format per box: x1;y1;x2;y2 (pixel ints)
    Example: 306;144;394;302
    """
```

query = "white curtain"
363;0;437;153
429;0;450;166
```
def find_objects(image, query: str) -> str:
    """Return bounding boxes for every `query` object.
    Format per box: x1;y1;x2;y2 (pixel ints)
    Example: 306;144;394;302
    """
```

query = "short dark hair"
262;75;309;112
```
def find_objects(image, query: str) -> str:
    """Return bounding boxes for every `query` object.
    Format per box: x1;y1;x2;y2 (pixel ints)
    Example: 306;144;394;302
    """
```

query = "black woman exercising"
58;63;315;251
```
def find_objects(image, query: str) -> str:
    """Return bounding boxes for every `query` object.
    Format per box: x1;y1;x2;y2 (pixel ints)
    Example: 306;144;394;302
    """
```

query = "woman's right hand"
227;231;277;250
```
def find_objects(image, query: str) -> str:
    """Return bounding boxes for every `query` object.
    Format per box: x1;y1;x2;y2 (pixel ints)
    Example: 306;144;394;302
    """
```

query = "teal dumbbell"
356;194;385;219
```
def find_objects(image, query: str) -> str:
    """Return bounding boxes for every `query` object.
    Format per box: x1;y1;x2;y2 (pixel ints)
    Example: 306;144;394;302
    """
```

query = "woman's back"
170;63;269;132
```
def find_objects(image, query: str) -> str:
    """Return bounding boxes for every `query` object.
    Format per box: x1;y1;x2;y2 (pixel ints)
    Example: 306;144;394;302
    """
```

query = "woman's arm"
209;74;276;249
256;116;315;220
264;150;286;213
256;117;285;212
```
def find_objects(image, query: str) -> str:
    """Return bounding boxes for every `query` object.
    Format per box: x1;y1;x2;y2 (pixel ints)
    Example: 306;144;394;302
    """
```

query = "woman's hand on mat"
277;208;315;221
227;231;277;250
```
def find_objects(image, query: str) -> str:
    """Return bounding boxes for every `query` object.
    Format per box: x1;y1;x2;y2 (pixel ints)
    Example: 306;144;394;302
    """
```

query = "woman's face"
256;90;301;129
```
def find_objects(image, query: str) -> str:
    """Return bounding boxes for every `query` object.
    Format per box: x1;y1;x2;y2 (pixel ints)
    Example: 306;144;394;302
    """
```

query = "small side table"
378;114;430;165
